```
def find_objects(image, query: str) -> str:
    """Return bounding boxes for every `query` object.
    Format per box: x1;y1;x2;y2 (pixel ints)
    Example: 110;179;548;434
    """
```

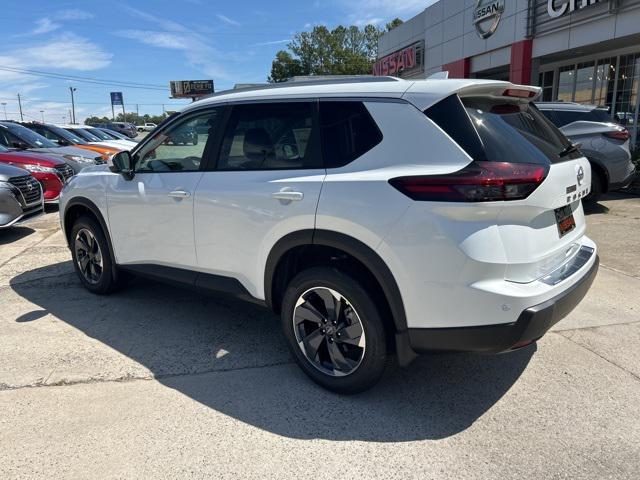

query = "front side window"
136;109;222;173
217;102;318;170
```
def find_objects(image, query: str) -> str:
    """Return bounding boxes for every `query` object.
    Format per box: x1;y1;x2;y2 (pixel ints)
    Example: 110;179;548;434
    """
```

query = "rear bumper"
406;254;599;354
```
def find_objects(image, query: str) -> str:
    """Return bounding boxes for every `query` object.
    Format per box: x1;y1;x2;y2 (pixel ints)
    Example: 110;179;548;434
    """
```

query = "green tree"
268;19;404;82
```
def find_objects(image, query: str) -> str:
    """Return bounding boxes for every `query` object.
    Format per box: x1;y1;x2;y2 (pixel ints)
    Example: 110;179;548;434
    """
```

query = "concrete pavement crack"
0;359;294;393
554;331;640;383
0;228;61;269
599;263;640;280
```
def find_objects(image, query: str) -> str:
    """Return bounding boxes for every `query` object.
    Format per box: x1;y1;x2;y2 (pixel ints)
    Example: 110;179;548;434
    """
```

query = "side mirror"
109;151;134;180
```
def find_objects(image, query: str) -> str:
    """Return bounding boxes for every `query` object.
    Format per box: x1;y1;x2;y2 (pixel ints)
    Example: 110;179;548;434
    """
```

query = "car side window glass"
217;102;319;170
319;101;382;168
136;109;222;173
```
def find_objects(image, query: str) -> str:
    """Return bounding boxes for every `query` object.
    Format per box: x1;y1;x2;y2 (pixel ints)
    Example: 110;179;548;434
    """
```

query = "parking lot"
0;193;639;479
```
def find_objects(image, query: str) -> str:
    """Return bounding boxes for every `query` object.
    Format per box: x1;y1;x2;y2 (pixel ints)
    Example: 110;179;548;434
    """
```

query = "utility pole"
17;93;24;122
121;103;126;123
68;109;72;124
40;110;45;123
136;104;139;117
69;87;77;124
1;102;6;120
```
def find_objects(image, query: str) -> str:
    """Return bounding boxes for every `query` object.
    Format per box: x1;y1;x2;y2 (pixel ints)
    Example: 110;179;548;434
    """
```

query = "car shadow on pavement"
0;226;35;245
11;262;535;442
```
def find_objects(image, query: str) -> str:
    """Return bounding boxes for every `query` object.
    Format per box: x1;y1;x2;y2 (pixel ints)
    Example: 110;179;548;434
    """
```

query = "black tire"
70;215;124;295
193;136;199;146
586;170;603;203
281;267;388;394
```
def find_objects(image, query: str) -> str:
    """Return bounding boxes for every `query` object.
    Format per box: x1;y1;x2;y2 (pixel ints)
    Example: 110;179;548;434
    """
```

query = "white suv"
59;77;599;393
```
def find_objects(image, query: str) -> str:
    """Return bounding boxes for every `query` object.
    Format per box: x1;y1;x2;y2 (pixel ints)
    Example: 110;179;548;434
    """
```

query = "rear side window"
319;101;382;168
426;95;579;165
217;102;320;170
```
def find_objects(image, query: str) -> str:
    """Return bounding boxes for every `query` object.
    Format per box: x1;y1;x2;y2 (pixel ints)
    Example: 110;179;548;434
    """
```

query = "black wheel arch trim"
63;197;118;280
264;229;408;335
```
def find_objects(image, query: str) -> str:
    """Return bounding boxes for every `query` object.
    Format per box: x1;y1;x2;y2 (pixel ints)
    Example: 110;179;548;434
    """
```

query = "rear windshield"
425;95;580;165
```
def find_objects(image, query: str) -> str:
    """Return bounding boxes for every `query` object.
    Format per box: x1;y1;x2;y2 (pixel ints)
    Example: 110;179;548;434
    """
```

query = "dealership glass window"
613;53;640;128
557;66;575;102
594;58;615;108
574;61;595;104
538;71;554;101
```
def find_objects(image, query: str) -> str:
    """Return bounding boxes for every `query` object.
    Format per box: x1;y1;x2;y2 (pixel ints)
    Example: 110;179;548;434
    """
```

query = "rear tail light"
389;161;548;202
603;129;630;141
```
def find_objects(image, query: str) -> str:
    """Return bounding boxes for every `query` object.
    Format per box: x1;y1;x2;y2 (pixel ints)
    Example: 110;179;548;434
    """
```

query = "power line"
0;65;169;91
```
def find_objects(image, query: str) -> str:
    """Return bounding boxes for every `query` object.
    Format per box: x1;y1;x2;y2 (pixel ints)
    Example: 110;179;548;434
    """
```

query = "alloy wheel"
292;287;366;377
74;228;103;285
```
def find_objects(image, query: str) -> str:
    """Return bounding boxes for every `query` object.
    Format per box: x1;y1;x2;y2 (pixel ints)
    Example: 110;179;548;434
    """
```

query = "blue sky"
1;0;428;123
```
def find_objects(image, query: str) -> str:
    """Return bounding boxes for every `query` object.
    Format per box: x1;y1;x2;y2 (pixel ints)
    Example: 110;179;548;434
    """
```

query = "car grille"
54;163;75;183
8;175;42;206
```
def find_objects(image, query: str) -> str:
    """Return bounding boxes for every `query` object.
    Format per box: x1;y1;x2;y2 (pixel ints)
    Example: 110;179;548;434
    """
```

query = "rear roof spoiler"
403;80;541;111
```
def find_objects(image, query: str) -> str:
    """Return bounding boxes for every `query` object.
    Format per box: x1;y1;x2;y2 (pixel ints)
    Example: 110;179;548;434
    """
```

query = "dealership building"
376;0;640;141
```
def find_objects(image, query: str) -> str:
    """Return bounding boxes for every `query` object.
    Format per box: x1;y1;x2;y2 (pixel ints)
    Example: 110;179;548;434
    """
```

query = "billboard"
170;80;214;98
110;91;124;105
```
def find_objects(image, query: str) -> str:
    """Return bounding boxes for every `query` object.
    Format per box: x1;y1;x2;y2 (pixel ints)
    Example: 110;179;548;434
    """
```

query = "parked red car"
0;144;74;202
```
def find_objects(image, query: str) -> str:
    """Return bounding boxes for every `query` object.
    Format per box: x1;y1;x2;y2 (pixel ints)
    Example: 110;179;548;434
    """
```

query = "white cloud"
32;18;61;35
117;6;231;80
217;14;241;27
253;39;291;47
20;33;112;70
55;9;95;21
117;30;192;50
339;0;432;26
27;9;94;36
354;17;384;27
119;5;187;32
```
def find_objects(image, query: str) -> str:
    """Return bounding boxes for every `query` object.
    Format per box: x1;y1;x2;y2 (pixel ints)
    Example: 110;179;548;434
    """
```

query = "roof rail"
199;75;401;101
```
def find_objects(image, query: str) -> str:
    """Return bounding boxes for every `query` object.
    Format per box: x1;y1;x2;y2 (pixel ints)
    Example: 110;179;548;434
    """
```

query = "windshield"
68;128;101;142
46;125;87;144
0;122;58;148
100;128;127;140
86;128;112;140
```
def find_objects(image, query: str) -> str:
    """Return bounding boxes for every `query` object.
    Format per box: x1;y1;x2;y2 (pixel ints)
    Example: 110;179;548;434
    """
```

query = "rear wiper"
558;143;581;158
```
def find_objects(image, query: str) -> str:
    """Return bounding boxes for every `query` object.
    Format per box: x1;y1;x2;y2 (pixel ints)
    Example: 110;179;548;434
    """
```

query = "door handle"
272;190;304;202
168;190;191;199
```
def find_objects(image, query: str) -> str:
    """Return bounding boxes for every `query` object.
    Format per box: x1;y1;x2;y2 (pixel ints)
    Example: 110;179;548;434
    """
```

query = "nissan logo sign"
473;0;505;39
577;166;585;186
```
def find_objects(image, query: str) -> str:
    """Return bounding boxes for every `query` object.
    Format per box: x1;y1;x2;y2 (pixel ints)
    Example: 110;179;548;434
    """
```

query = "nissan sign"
473;0;505;39
373;42;423;77
547;0;603;18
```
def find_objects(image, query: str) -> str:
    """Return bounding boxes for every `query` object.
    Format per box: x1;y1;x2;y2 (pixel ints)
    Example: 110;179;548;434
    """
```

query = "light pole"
40;110;45;123
1;102;6;120
69;86;77;124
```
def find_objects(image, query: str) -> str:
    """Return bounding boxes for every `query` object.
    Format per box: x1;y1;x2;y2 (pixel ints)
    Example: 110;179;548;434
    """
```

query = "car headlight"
0;180;11;190
63;154;94;164
21;164;58;174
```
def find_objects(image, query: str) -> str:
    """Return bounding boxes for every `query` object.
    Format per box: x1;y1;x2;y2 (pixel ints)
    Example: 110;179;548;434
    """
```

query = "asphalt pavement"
0;192;639;479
